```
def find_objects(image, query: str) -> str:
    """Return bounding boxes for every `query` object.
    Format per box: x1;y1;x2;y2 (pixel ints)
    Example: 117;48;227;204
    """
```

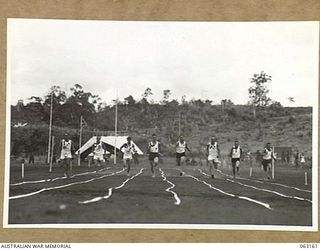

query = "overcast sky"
7;19;319;107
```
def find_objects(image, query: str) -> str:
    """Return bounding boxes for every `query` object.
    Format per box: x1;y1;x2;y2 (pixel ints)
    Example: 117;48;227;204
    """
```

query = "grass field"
7;157;313;227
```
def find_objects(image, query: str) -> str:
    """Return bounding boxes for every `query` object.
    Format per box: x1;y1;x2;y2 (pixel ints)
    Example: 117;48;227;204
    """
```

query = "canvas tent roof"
76;136;144;158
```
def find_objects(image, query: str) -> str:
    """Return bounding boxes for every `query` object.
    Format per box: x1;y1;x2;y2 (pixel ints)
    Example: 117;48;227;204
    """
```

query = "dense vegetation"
11;82;312;160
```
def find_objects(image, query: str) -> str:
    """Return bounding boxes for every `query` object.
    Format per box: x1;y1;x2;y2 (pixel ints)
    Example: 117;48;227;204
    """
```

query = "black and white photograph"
4;19;319;230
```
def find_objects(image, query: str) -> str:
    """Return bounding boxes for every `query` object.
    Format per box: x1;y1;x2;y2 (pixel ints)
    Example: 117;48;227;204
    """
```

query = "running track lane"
212;170;312;203
10;167;111;186
78;168;144;204
9;168;125;200
184;171;272;210
159;168;181;205
217;169;311;193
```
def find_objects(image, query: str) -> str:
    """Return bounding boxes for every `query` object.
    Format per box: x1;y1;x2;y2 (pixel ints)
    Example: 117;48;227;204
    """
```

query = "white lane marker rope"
227;178;312;204
201;170;312;204
10;167;111;186
159;168;181;205
216;169;312;194
186;172;272;210
9;168;125;200
79;168;144;204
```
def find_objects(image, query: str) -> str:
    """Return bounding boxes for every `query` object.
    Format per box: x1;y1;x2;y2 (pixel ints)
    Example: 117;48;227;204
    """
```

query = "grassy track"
7;157;312;226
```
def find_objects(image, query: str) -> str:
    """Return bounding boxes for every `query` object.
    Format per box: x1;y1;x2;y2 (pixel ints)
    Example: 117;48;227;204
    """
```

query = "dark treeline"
11;82;312;157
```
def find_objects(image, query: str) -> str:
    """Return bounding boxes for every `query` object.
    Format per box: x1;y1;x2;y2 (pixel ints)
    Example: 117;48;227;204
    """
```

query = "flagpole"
114;91;118;164
178;112;181;136
78;115;83;166
47;92;53;164
49;136;54;172
272;146;275;179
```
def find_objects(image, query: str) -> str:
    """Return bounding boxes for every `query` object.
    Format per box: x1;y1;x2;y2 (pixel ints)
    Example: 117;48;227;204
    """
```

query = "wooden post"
47;92;53;163
272;146;275;179
178;112;181;136
304;172;308;185
78;116;83;166
114;95;118;164
21;162;25;179
49;136;55;172
250;167;252;177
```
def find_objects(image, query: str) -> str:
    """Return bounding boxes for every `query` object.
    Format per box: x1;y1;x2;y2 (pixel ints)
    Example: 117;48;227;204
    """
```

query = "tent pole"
47;92;53;164
78;116;82;166
114;93;118;164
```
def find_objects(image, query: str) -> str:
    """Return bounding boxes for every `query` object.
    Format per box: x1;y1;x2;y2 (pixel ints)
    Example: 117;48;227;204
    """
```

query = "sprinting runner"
92;136;106;173
229;140;242;179
175;135;192;176
206;136;221;179
120;136;136;176
147;134;161;178
262;142;276;180
59;133;75;178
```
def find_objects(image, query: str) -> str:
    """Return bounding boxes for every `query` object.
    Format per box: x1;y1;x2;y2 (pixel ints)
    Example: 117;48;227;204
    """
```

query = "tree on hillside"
181;95;187;105
30;96;43;103
248;71;272;118
43;85;67;126
142;87;153;101
24;97;44;122
124;95;136;106
221;99;227;120
140;88;153;114
16;99;24;112
162;89;171;103
44;85;67;105
249;71;272;106
63;84;99;126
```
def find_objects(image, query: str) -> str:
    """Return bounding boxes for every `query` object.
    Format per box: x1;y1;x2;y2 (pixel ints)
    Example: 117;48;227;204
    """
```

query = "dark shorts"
176;152;186;159
231;158;240;167
231;158;240;164
262;159;272;171
149;152;159;161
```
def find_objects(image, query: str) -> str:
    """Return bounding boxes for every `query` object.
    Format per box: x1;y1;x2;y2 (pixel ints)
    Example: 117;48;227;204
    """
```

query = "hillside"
11;102;313;160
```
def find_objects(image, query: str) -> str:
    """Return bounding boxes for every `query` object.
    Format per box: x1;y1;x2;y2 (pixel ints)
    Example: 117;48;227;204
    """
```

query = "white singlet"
93;141;104;161
149;141;159;153
231;146;241;158
176;141;186;154
263;148;273;160
122;143;135;160
61;139;72;159
208;142;218;160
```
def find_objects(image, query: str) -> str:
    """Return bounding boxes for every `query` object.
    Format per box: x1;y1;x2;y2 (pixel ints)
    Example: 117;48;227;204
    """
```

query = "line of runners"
58;133;276;180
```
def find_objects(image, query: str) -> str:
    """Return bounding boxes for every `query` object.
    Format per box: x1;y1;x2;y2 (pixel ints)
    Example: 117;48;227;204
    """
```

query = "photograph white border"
3;18;319;231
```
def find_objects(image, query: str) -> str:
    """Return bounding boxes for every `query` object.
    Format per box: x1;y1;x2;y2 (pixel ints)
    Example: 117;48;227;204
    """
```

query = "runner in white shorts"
59;134;75;178
229;140;242;179
92;136;106;173
262;142;276;180
175;135;192;176
120;136;136;176
206;136;221;179
147;134;161;178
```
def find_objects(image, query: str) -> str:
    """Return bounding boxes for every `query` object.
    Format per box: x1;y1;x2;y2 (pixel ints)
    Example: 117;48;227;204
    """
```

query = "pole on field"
250;167;252;177
49;136;55;172
304;172;308;185
114;92;118;164
178;112;181;136
78;116;83;166
47;92;53;164
271;146;275;179
21;161;25;179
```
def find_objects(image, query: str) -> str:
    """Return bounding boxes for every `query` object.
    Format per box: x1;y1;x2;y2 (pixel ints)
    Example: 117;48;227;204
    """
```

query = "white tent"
75;136;144;158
